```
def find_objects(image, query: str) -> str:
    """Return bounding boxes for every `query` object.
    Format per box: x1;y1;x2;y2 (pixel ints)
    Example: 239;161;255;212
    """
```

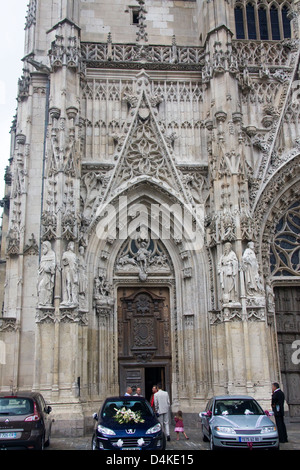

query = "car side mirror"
46;406;52;414
199;411;212;418
93;413;98;420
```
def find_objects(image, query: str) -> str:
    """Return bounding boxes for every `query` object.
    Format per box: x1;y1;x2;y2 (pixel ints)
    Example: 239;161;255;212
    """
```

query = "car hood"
99;416;159;435
211;414;274;430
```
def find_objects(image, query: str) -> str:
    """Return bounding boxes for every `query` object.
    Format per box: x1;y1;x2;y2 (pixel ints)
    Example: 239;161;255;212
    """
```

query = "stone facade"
0;0;300;435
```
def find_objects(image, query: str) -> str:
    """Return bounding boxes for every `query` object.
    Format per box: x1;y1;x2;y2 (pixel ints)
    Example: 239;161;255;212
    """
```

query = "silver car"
200;395;279;450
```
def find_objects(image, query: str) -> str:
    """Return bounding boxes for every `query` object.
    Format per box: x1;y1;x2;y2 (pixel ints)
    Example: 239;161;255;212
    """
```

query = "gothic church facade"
0;0;299;434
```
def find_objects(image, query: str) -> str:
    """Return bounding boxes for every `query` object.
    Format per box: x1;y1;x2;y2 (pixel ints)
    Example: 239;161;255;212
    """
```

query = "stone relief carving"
38;241;56;307
49;23;81;71
116;238;171;282
93;269;114;315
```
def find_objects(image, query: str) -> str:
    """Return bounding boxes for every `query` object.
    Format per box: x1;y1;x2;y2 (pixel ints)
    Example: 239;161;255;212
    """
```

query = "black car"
0;392;52;450
92;396;165;450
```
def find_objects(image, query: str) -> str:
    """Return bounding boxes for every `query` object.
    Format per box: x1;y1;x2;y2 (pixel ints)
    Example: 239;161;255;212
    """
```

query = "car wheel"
162;433;166;450
209;433;217;451
36;435;45;450
202;426;209;442
91;434;98;450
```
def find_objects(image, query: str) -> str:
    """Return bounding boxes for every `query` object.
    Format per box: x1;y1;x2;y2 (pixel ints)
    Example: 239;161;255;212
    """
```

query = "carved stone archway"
257;162;300;417
84;182;211;410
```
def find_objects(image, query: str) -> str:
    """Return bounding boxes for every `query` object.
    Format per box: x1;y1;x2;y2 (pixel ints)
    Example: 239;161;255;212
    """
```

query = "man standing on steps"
271;382;288;443
154;383;171;441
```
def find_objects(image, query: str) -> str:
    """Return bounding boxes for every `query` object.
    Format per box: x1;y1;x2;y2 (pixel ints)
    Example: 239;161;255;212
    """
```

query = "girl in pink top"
174;410;189;440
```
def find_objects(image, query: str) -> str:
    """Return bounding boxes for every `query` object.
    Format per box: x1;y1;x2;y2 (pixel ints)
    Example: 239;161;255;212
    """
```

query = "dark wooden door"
275;286;300;418
118;287;171;398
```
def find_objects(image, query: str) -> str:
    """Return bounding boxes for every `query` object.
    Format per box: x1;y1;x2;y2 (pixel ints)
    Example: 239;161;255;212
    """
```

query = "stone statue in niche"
265;279;275;314
218;242;239;304
78;245;88;310
93;270;114;312
38;241;56;307
61;241;79;307
241;241;264;296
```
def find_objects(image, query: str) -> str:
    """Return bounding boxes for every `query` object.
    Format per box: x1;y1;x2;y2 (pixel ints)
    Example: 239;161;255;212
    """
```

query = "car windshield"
214;399;264;416
0;397;34;416
102;400;153;420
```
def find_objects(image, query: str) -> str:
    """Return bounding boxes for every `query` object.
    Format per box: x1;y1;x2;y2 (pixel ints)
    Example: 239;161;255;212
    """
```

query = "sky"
0;1;28;205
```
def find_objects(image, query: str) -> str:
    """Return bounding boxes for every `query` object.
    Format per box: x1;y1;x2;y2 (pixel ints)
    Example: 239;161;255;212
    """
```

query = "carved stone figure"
266;279;275;314
93;271;114;314
78;246;88;310
38;241;56;307
218;242;239;304
61;242;79;307
241;242;264;296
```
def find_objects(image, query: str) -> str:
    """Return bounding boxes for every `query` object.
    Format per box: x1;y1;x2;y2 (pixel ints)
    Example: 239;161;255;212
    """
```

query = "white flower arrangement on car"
114;407;145;424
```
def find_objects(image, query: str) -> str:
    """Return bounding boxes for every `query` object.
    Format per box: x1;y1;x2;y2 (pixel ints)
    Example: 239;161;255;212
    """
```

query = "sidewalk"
46;418;300;451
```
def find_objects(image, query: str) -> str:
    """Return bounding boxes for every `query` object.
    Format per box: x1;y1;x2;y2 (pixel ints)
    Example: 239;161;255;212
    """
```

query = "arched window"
258;7;268;40
234;1;292;41
270;201;300;277
235;5;245;39
282;5;291;38
246;3;257;39
270;4;280;40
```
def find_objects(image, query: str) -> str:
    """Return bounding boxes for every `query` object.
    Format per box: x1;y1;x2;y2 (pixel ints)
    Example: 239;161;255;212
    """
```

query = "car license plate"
122;447;141;450
0;433;17;440
239;437;261;442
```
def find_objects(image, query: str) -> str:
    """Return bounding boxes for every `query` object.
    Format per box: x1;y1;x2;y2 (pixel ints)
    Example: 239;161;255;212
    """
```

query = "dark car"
0;392;52;450
92;396;165;450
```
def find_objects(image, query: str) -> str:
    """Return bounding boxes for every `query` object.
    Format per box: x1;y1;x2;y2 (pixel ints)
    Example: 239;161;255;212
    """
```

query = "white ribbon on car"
214;413;265;429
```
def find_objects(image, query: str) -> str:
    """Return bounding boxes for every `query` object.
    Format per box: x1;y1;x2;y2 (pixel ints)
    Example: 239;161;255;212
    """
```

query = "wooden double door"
117;287;171;401
275;286;300;418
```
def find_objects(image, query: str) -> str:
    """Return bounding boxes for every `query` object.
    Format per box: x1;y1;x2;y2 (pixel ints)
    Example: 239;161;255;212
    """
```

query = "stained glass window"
270;201;300;277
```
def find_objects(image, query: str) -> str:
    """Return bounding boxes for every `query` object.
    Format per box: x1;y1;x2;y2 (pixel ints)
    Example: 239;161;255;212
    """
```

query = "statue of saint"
218;242;239;304
38;241;56;307
78;246;88;310
61;242;79;307
241;241;263;295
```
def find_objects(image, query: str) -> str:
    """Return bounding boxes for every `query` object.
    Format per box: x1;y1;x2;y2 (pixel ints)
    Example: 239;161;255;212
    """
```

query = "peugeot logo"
126;429;136;435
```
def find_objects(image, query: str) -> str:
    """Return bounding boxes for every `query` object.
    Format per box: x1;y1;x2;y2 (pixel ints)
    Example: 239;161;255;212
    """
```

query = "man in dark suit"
271;382;288;443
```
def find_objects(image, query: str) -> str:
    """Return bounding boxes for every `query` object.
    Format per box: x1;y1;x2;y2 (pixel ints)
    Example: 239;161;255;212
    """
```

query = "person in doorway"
150;385;158;411
154;383;171;441
271;382;288;443
124;386;132;396
174;410;189;440
134;387;142;397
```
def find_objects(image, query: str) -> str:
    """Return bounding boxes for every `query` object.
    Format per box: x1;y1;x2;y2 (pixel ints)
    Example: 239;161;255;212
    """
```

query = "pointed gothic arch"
254;155;300;417
83;180;212;405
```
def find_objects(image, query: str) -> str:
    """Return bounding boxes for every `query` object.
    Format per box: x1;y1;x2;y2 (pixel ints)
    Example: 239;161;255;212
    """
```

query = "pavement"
46;418;300;451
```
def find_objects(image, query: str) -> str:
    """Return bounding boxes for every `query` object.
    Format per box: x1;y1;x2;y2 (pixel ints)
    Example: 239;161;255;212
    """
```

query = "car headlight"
215;426;236;434
146;423;162;434
261;426;277;434
97;424;116;436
